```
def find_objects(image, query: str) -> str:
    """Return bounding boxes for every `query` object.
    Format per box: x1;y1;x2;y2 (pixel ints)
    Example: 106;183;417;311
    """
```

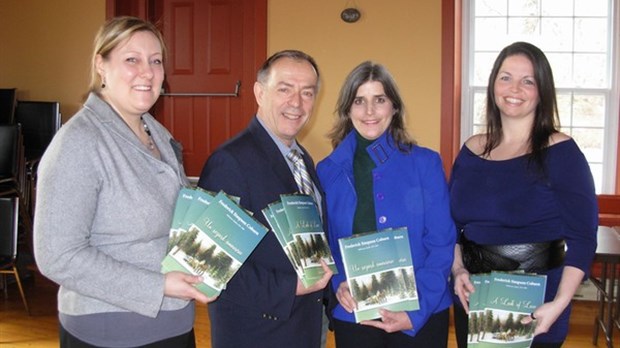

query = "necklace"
140;116;156;151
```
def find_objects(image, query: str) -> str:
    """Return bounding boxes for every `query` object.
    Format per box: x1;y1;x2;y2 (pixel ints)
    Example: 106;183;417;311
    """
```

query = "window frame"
441;0;620;194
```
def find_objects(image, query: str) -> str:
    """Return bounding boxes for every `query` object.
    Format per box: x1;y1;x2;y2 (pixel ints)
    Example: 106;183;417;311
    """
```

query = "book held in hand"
263;201;305;279
338;227;419;322
166;187;214;253
467;272;547;348
467;273;489;347
162;189;268;297
261;193;337;288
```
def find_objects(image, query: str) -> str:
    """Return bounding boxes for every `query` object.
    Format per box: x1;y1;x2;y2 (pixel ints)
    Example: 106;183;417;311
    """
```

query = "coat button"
378;216;387;224
376;193;384;200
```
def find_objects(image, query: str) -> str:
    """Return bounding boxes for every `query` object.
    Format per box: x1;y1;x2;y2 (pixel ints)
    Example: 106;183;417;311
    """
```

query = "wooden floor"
0;271;616;348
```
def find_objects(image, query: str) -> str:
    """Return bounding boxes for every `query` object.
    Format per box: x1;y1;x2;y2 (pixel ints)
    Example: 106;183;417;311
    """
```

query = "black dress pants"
333;308;449;348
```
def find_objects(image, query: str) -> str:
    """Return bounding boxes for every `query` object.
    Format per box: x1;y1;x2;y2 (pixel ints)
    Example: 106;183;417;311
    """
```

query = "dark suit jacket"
198;116;326;348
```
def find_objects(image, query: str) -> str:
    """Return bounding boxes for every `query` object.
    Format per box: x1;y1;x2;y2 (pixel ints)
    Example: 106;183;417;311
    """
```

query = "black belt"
460;234;565;274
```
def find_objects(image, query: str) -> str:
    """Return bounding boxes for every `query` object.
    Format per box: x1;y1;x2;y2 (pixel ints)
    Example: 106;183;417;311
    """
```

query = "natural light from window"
462;0;619;193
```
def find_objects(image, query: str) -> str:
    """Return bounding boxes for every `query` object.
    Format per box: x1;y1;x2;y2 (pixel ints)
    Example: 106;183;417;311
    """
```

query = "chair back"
15;101;61;162
0;197;19;260
0;88;17;124
0;125;22;184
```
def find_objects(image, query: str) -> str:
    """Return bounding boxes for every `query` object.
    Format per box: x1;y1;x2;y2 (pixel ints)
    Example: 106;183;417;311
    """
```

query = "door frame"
105;0;267;176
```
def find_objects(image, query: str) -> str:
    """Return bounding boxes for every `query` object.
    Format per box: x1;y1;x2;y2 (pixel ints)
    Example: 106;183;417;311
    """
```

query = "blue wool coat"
317;130;456;337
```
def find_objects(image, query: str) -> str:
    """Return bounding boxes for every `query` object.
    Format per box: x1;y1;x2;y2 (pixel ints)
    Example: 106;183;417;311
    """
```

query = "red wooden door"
109;0;266;176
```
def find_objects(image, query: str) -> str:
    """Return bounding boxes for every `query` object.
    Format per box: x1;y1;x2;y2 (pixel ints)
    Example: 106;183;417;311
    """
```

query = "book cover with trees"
338;227;419;322
262;194;337;288
162;190;268;297
468;272;546;348
262;201;304;279
166;187;213;253
280;194;337;285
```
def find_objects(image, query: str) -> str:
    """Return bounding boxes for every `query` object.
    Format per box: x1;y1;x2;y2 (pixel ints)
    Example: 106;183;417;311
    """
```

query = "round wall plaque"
341;8;361;23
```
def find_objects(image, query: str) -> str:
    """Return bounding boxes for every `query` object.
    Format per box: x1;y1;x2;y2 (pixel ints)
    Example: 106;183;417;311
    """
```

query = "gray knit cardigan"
34;93;190;318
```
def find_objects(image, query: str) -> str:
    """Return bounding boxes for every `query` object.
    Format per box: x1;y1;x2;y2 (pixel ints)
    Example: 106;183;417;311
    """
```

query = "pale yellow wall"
0;0;442;162
268;0;442;161
0;0;106;121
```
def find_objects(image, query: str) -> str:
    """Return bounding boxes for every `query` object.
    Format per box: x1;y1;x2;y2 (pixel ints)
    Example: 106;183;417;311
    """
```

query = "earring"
101;77;106;89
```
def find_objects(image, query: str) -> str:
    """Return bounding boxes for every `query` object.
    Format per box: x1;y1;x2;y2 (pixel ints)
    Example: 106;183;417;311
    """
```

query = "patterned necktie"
287;149;315;196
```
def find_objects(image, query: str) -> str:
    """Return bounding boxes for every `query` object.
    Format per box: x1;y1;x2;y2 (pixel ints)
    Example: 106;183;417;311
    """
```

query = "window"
461;0;620;193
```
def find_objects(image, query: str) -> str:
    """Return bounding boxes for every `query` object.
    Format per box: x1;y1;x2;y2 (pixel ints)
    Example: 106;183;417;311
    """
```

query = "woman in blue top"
450;42;598;348
317;61;456;348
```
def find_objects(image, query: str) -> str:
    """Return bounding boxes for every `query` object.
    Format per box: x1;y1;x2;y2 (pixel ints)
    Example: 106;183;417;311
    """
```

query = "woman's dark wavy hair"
328;61;415;152
484;41;560;171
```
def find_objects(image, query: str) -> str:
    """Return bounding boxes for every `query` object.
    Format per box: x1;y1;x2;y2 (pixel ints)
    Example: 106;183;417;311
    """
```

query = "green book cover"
475;272;547;348
167;188;215;251
469;274;483;311
161;191;268;297
261;203;304;278
467;274;486;347
338;227;419;323
280;194;338;287
267;201;294;250
178;188;215;233
166;187;197;253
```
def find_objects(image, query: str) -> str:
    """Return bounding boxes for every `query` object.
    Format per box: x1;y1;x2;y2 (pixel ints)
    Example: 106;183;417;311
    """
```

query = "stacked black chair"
0;124;33;256
14;101;61;215
0;88;17;124
0;124;26;198
0;196;29;315
14;101;61;171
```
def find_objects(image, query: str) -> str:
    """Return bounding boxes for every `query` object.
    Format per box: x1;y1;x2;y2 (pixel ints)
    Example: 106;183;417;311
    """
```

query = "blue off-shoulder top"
449;138;598;275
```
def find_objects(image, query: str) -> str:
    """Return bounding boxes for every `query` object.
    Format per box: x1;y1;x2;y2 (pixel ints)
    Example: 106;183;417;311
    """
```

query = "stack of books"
338;227;419;322
466;272;547;347
262;193;338;288
162;187;268;297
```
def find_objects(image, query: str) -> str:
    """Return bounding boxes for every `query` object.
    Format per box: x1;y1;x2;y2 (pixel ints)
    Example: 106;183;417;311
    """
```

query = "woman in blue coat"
317;61;456;348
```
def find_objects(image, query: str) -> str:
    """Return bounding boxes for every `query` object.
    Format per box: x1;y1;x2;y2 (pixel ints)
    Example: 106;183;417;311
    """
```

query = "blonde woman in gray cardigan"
33;17;214;348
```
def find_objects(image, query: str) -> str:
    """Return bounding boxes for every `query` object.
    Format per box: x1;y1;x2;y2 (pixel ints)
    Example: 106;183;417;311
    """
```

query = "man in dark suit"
197;50;333;348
